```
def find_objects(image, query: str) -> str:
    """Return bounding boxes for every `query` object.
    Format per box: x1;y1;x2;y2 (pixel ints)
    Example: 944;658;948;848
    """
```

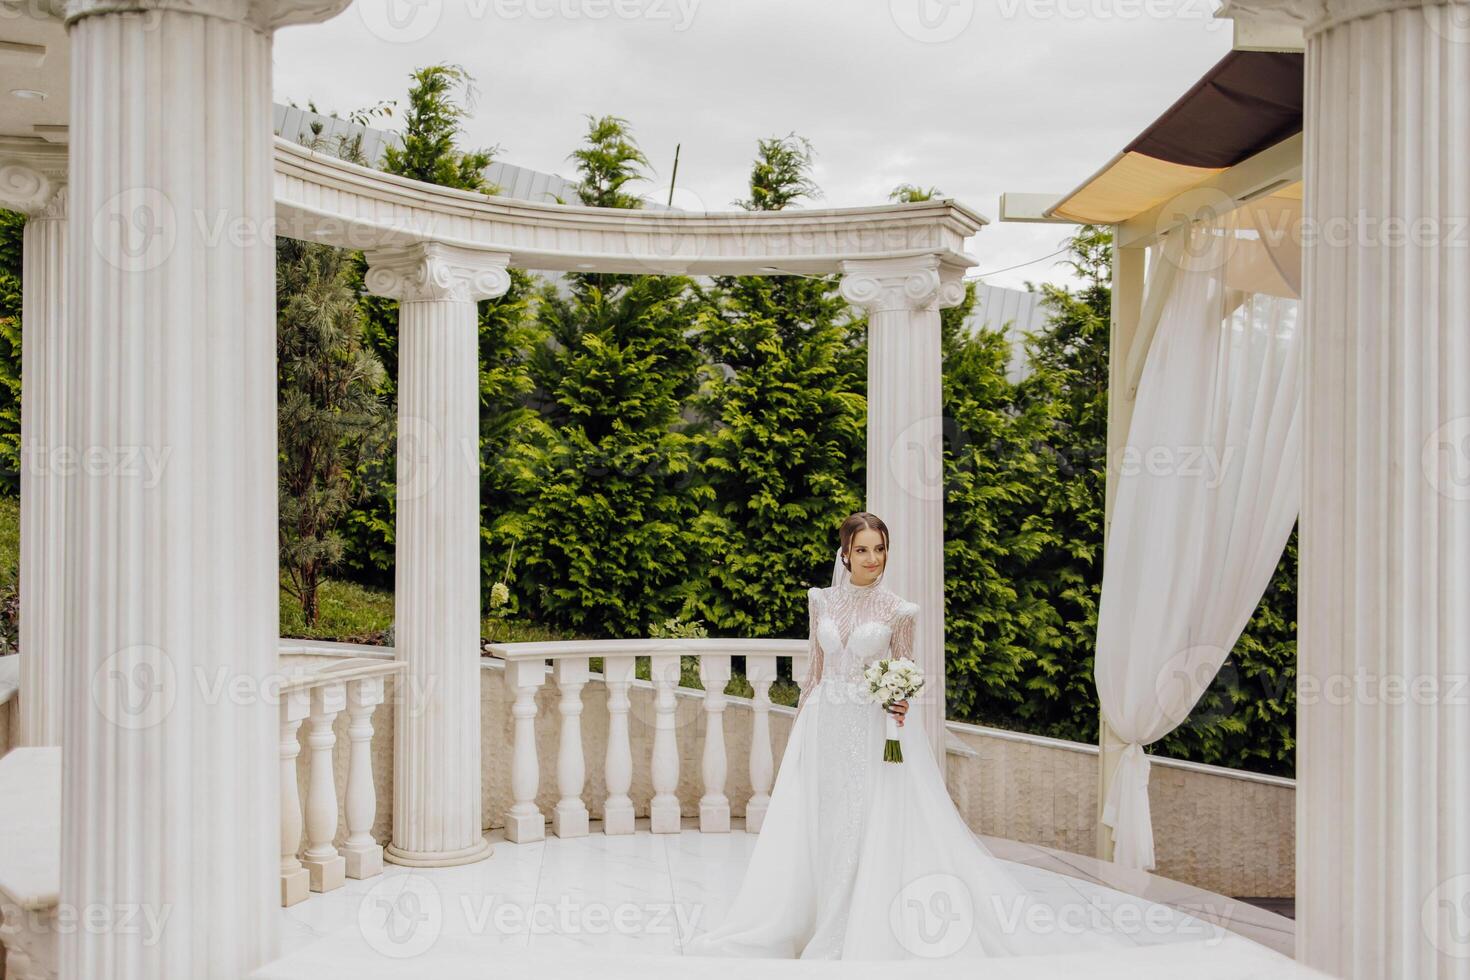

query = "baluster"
505;658;548;843
744;653;777;834
341;676;386;878
649;651;682;833
302;681;347;892
279;687;311;906
602;654;636;836
553;657;590;838
698;654;731;833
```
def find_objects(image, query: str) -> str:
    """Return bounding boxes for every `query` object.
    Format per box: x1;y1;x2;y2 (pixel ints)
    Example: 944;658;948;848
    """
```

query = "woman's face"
846;528;887;586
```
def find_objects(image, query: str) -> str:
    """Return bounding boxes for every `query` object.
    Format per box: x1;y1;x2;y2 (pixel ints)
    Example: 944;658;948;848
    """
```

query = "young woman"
685;512;1130;961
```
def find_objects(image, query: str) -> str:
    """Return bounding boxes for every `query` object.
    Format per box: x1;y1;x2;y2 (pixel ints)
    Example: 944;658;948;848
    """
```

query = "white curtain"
1094;204;1302;870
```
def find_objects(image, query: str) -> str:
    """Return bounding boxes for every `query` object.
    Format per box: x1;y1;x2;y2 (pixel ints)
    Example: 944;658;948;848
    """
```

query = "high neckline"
841;572;881;592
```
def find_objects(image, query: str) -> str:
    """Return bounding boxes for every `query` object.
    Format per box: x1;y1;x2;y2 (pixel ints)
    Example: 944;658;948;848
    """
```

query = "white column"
0;145;66;749
840;254;968;767
1220;3;1469;976
363;242;510;867
57;1;347;976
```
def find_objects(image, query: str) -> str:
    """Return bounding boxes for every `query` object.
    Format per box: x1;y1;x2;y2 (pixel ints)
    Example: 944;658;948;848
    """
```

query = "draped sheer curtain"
1094;200;1302;870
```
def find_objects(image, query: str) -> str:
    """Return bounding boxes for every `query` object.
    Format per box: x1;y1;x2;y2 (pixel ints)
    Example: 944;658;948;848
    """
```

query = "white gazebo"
0;0;1460;977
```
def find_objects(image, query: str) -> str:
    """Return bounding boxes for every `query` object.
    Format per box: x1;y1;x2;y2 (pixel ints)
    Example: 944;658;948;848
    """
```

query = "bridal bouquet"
863;657;925;763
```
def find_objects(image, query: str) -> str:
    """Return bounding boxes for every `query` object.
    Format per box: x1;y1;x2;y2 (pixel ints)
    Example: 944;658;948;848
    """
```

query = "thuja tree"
277;236;393;625
500;115;707;636
687;133;867;639
1004;226;1113;742
940;281;1067;724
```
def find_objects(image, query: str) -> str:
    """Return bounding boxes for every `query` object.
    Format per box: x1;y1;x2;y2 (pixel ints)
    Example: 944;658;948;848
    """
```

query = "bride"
684;512;1131;961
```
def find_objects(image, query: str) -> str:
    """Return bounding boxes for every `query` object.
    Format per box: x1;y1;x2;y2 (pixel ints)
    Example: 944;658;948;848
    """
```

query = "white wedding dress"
684;572;1137;961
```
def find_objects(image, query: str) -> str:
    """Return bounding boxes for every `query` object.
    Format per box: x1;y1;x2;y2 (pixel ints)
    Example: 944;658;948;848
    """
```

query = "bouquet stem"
883;712;903;763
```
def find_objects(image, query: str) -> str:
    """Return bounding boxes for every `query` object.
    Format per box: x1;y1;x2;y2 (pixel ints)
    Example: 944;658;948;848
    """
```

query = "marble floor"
260;819;1318;979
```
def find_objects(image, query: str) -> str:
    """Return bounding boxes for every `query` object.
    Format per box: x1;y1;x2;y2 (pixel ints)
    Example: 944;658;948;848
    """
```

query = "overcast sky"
273;0;1233;291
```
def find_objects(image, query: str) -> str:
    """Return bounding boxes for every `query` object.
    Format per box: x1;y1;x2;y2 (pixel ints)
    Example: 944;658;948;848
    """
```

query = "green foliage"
941;282;1070;724
570;114;650;210
0;210;23;496
277;237;393;625
889;183;941;203
381;65;500;193
734;134;820;211
507;273;709;636
688;133;865;644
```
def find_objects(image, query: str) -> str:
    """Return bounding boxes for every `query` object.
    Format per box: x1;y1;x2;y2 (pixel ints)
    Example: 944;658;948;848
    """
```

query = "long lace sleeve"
796;587;824;714
889;600;919;662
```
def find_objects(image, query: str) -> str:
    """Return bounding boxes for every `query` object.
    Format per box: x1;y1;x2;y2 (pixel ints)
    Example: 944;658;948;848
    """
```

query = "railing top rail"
486;636;807;662
280;657;406;694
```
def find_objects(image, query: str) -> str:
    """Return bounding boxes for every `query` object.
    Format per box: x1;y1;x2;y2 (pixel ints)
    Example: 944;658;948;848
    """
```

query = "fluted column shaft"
55;0;349;975
0;153;67;748
839;255;967;767
364;242;510;866
1220;1;1470;976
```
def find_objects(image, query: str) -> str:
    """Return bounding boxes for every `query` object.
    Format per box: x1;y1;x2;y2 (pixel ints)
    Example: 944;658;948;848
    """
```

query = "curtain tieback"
1101;742;1156;871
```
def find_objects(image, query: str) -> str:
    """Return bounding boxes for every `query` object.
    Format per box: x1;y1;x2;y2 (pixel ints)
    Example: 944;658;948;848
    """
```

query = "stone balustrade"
488;638;806;841
278;658;404;907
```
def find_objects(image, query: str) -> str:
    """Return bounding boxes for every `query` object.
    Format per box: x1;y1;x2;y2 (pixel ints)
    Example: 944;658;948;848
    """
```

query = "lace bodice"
797;575;918;712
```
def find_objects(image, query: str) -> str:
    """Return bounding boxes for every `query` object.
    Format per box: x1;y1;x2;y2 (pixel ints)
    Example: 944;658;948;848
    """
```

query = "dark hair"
837;512;890;571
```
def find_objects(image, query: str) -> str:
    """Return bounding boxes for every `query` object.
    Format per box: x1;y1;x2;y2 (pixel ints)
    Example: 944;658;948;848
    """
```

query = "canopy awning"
1047;50;1303;225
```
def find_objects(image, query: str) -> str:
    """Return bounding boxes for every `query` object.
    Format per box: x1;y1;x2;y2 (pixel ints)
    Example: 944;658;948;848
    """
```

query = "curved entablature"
272;137;986;277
